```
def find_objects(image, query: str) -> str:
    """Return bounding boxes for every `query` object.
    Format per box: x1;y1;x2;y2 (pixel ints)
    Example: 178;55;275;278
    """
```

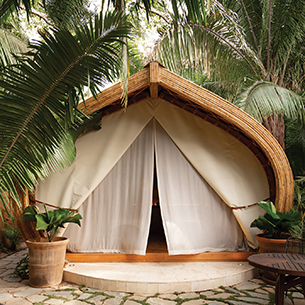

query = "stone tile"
125;300;140;305
146;297;177;305
44;299;65;304
1;270;16;277
235;282;261;291
246;291;270;300
0;292;12;302
200;291;215;297
130;294;149;301
83;287;104;293
291;291;304;298
202;301;227;305
158;293;178;300
59;284;79;290
250;278;265;285
183;300;205;305
228;301;257;305
178;292;199;299
261;286;275;293
89;295;108;302
207;293;234;300
13;287;42;297
104;297;124;305
19;279;30;286
255;289;269;295
0;282;21;288
62;301;88;305
78;292;93;300
3;274;21;282
44;290;75;299
224;287;241;294
236;296;269;304
284;297;294;305
7;287;29;294
104;291;130;298
26;294;48;303
5;297;32;305
293;299;305;305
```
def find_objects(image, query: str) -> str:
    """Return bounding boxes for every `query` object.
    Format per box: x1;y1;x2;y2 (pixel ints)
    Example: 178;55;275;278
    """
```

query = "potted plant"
251;201;302;252
250;201;302;284
21;204;82;287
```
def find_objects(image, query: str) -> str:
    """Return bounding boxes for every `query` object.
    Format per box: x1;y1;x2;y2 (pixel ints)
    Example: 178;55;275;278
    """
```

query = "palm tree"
0;0;210;241
154;0;305;150
0;11;130;239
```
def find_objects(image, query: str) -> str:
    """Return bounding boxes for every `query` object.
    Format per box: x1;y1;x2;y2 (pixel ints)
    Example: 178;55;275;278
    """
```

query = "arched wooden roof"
78;61;294;212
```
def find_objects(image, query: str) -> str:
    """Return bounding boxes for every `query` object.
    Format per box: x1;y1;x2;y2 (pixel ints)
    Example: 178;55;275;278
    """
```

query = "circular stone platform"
63;261;257;294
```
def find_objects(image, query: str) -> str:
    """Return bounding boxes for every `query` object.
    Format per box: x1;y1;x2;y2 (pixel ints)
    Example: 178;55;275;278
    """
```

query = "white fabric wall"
155;121;246;254
64;121;154;254
37;98;269;248
64;120;246;254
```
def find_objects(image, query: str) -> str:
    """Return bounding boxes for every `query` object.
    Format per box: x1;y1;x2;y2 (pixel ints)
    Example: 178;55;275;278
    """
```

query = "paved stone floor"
0;249;304;305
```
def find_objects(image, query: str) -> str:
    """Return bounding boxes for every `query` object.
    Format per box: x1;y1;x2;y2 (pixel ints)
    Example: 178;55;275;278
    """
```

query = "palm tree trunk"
11;184;43;242
262;111;285;150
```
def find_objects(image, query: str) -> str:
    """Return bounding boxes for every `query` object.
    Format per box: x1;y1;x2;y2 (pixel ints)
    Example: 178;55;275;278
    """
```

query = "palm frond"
0;0;34;21
0;27;28;67
43;0;93;30
0;11;130;205
155;2;260;94
235;81;305;123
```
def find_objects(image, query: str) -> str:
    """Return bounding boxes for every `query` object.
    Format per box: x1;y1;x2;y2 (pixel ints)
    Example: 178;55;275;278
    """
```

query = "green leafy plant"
0;212;22;250
250;201;302;239
1;222;21;250
14;255;29;280
21;204;82;242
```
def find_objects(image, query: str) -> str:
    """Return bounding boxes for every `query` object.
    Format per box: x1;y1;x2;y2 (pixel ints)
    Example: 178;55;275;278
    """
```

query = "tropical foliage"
0;0;209;243
21;204;82;242
153;0;305;152
0;11;130;208
250;201;302;238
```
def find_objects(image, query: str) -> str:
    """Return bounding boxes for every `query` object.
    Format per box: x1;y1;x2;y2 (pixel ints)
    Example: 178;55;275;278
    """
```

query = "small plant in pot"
21;204;82;287
250;201;302;284
251;201;302;248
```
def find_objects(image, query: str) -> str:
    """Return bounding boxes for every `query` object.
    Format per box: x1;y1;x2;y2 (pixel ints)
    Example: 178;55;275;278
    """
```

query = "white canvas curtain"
155;121;246;254
65;121;155;254
65;119;246;254
37;99;269;248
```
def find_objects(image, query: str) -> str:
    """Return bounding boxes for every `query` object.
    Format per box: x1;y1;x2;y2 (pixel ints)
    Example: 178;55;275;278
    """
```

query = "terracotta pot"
255;234;289;285
26;237;69;287
255;233;289;253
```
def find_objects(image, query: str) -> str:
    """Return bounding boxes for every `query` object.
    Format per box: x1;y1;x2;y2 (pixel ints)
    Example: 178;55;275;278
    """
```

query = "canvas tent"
36;62;294;256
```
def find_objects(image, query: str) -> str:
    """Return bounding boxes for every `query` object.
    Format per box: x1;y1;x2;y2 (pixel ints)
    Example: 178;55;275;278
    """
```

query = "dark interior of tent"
147;164;167;253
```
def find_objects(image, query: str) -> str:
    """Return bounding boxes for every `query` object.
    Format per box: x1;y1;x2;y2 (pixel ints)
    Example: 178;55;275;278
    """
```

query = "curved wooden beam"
78;61;294;212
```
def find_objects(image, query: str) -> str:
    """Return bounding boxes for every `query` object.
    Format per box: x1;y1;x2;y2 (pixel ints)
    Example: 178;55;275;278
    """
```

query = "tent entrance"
147;165;167;253
147;202;167;253
64;119;247;256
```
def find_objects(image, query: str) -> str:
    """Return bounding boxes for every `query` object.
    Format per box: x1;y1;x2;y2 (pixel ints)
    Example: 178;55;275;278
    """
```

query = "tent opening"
63;119;248;254
147;164;167;253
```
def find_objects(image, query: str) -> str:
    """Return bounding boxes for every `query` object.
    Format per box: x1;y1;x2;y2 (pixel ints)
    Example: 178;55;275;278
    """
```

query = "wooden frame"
66;251;253;263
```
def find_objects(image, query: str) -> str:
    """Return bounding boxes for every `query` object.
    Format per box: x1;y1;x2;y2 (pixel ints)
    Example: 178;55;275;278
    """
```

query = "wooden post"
149;61;159;99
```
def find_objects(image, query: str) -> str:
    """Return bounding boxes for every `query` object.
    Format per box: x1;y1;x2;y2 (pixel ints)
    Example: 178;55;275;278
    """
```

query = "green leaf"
35;214;50;231
257;201;280;220
20;205;39;222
